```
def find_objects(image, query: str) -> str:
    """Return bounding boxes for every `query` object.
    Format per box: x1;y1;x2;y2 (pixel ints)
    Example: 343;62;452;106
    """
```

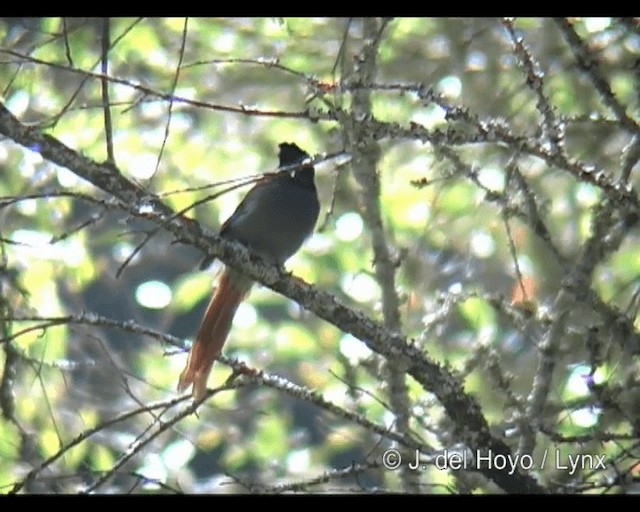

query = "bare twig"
230;461;381;493
0;48;311;120
150;17;189;182
100;18;116;166
0;99;544;494
555;18;639;135
503;18;566;155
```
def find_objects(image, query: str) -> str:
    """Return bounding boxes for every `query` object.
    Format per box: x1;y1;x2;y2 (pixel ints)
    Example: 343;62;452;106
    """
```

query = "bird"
177;142;320;400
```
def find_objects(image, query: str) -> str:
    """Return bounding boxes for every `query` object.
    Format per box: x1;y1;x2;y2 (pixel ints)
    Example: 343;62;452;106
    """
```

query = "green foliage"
0;16;638;495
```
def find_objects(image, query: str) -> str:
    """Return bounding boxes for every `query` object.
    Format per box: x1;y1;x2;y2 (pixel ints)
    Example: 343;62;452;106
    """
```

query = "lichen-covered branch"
0;99;544;494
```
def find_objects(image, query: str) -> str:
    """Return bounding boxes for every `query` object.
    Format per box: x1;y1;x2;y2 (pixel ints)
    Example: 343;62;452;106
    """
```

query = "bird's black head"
278;142;310;168
278;142;315;189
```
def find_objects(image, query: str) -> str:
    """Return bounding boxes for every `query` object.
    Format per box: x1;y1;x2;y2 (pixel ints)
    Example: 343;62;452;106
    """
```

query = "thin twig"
100;18;115;166
556;18;639;135
0;98;546;494
0;48;311;120
150;18;188;182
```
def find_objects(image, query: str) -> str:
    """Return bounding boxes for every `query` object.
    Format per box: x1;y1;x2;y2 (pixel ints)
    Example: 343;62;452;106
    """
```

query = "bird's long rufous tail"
177;268;252;400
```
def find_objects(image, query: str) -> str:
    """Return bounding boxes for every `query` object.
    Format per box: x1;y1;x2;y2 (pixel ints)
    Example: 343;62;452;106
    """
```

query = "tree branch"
343;17;417;493
0;100;544;493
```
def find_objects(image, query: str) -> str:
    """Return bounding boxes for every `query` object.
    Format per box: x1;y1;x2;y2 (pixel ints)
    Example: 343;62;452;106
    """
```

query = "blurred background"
0;17;639;494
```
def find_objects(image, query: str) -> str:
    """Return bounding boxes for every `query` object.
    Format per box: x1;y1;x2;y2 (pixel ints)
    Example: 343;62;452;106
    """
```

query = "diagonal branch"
100;18;115;166
555;17;640;135
0;48;310;120
0;100;544;493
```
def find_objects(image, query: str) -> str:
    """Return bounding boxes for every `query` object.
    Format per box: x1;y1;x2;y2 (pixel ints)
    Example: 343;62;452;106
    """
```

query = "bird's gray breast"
222;178;319;265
